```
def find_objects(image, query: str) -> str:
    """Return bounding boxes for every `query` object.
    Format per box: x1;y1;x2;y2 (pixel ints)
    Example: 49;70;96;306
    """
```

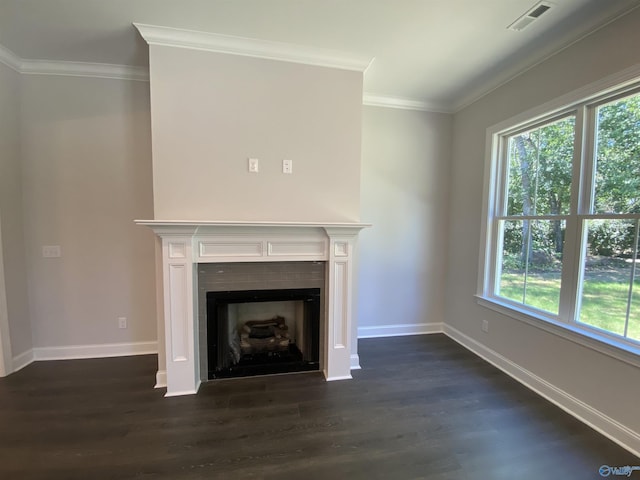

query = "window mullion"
575;106;598;325
579;105;598;216
558;107;587;323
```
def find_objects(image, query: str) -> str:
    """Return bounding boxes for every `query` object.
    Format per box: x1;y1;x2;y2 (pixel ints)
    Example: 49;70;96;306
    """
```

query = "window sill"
475;295;640;369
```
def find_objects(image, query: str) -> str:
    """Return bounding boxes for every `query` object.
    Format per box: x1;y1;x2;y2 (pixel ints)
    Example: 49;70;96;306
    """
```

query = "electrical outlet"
282;159;293;174
482;320;489;333
248;158;259;173
118;317;127;329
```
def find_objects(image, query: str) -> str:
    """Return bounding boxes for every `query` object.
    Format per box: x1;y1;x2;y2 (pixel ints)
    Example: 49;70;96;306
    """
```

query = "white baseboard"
164;390;198;397
443;324;640;458
358;322;443;338
155;369;167;388
350;353;361;370
33;341;158;361
12;349;34;372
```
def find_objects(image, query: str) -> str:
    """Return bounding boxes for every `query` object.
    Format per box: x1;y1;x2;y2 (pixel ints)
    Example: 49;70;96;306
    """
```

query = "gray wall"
148;46;363;223
0;61;32;363
19;75;157;349
358;106;451;334
3;56;434;359
445;8;640;435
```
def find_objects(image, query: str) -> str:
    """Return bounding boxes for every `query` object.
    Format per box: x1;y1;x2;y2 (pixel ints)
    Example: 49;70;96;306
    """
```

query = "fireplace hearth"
207;288;320;379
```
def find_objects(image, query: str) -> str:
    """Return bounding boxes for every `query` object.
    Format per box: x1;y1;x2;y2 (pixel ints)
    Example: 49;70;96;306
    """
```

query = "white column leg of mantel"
324;231;357;381
161;237;200;396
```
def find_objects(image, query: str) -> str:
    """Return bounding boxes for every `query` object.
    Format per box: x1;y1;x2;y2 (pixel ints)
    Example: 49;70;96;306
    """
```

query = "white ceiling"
0;0;638;112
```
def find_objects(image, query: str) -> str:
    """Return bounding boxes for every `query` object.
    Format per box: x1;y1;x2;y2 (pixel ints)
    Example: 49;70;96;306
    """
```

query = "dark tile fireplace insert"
206;288;321;379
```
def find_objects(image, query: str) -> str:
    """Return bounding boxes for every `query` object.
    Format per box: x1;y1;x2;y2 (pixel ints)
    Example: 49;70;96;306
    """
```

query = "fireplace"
207;288;321;379
136;220;369;396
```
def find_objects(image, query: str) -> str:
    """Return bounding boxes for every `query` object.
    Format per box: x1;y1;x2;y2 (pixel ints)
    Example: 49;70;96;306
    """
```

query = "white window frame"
477;64;640;369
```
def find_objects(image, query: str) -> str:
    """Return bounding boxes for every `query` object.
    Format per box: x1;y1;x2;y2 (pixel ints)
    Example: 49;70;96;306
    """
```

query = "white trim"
358;322;444;338
350;353;361;370
0;42;148;81
155;369;167;388
135;219;371;230
0;44;21;72
443;324;640;458
324;374;353;381
20;59;149;82
362;93;452;113
33;341;158;361
134;23;373;73
12;349;34;373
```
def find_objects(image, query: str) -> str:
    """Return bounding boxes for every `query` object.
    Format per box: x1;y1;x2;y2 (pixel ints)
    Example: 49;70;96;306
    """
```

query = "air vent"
508;1;553;31
529;4;551;18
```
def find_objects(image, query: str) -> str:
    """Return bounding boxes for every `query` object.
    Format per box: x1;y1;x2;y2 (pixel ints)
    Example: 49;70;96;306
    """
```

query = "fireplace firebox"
207;288;321;379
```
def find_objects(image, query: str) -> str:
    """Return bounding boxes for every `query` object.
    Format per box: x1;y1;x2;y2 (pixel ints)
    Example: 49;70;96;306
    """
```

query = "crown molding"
0;41;148;81
362;93;452;114
0;44;21;72
20;59;149;81
134;23;373;72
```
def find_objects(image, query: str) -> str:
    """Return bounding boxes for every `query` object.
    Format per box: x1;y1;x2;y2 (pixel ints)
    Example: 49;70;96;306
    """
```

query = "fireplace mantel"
136;220;371;228
136;219;370;396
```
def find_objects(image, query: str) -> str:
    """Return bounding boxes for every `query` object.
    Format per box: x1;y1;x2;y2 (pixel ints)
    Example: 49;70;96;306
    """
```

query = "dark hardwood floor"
0;334;637;479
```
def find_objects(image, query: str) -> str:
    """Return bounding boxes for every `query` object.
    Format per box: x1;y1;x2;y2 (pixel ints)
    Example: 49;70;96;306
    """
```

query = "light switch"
283;159;293;174
42;245;61;258
248;158;259;173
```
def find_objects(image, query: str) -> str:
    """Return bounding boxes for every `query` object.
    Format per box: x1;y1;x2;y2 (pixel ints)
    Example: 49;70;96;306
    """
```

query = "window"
482;84;640;351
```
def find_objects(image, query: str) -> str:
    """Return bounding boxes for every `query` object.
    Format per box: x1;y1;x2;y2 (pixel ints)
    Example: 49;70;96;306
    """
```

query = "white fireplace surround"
136;220;369;397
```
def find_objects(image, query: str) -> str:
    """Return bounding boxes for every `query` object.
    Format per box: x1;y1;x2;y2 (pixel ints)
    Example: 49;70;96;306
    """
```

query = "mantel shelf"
134;219;371;229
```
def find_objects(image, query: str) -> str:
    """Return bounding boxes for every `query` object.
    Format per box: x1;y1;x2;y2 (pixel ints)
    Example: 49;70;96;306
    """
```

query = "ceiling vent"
508;1;553;31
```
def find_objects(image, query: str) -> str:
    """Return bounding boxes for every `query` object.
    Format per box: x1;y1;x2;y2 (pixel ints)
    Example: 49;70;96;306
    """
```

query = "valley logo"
599;465;640;477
